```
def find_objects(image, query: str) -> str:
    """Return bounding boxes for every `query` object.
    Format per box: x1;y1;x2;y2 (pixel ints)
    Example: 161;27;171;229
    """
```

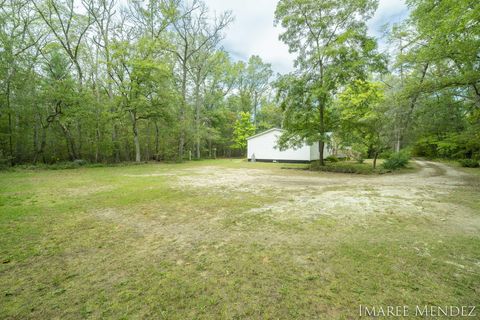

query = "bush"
379;150;393;159
310;160;387;174
73;159;88;166
382;151;410;170
347;143;368;164
0;158;11;171
459;159;479;168
325;155;339;162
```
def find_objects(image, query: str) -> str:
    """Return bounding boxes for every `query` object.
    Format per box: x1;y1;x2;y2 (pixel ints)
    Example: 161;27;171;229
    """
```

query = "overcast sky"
203;0;409;74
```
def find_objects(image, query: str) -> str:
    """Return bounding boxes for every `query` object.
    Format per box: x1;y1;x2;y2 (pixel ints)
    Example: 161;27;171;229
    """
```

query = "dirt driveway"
177;160;479;225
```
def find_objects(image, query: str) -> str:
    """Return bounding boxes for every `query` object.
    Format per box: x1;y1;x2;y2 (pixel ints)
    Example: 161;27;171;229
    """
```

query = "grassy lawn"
1;159;479;319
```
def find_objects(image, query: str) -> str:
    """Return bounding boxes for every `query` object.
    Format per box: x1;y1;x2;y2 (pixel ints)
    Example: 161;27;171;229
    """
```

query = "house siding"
247;129;312;161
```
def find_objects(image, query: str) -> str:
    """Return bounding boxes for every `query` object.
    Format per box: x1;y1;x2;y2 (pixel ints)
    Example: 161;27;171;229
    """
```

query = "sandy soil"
176;161;478;222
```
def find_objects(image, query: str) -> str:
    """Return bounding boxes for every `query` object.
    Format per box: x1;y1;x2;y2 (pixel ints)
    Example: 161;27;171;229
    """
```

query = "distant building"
247;128;333;163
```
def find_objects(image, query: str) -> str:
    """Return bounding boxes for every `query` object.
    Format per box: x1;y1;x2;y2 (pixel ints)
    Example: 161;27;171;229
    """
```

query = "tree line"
0;0;279;165
1;0;479;167
275;0;479;167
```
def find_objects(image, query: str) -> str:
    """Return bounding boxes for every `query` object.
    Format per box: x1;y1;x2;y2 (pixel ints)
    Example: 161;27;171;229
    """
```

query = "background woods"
0;0;479;166
0;0;277;164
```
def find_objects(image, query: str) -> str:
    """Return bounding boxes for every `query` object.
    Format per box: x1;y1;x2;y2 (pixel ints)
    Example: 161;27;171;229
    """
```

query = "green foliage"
379;150;393;159
382;151;410;170
459;159;479;168
413;130;480;159
390;0;480;161
405;0;480;95
0;0;478;167
256;101;283;132
325;155;339;163
274;0;385;161
232;112;256;154
0;0;282;165
349;143;369;163
73;159;88;166
338;80;388;168
311;160;387;174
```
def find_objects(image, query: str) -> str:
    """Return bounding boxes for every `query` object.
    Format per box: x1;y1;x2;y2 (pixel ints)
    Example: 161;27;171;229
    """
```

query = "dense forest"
0;0;479;166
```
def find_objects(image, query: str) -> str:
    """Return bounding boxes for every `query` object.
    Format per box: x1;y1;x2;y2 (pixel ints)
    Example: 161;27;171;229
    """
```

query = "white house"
247;128;332;163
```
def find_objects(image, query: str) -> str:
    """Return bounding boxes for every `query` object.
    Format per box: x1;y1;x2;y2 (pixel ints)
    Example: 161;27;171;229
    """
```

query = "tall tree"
110;37;173;162
239;55;273;127
0;0;40;164
338;80;386;168
275;0;384;165
232;111;255;156
170;0;232;160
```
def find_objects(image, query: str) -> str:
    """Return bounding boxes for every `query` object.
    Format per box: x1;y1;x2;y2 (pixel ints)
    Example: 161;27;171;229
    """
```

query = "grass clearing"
1;159;479;319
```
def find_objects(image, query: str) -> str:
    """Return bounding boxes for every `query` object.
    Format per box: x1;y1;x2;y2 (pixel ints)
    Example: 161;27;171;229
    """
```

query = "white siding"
247;128;333;162
247;129;312;161
310;142;319;161
310;142;332;160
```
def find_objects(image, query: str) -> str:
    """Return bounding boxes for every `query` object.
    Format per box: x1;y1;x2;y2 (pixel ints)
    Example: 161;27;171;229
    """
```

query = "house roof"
246;128;284;140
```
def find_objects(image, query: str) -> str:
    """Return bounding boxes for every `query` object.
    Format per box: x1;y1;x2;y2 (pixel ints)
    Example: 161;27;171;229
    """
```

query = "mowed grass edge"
0;160;479;319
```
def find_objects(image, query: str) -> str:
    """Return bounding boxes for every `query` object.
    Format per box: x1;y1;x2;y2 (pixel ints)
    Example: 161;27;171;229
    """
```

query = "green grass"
0;159;479;319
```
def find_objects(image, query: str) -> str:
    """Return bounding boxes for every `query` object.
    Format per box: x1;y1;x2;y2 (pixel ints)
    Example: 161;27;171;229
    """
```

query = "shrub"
0;158;10;171
382;151;410;170
347;143;368;163
310;160;387;174
459;159;479;168
379;150;393;159
73;159;88;166
325;155;339;162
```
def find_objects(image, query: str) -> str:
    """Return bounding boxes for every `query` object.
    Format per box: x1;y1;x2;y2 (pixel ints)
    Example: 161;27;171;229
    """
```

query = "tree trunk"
395;133;401;153
194;78;201;159
6;80;14;166
33;116;39;162
59;122;77;161
318;99;325;166
208;139;212;158
95;127;100;163
319;141;325;165
130;111;141;163
373;152;378;169
106;44;120;163
112;124;120;162
155;121;160;161
178;55;188;161
77;123;82;159
34;125;48;164
146;121;151;161
179;129;185;161
253;91;258;127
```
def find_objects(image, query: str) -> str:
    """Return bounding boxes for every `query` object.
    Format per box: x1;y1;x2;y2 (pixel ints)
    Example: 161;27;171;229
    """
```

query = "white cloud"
204;0;294;74
368;0;409;51
204;0;409;74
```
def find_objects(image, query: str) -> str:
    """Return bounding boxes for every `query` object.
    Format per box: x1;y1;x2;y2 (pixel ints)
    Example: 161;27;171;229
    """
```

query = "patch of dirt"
175;161;478;224
124;173;177;177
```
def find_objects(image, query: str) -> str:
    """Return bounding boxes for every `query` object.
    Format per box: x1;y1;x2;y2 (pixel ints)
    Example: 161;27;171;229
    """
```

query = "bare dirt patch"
123;173;177;177
175;160;478;223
